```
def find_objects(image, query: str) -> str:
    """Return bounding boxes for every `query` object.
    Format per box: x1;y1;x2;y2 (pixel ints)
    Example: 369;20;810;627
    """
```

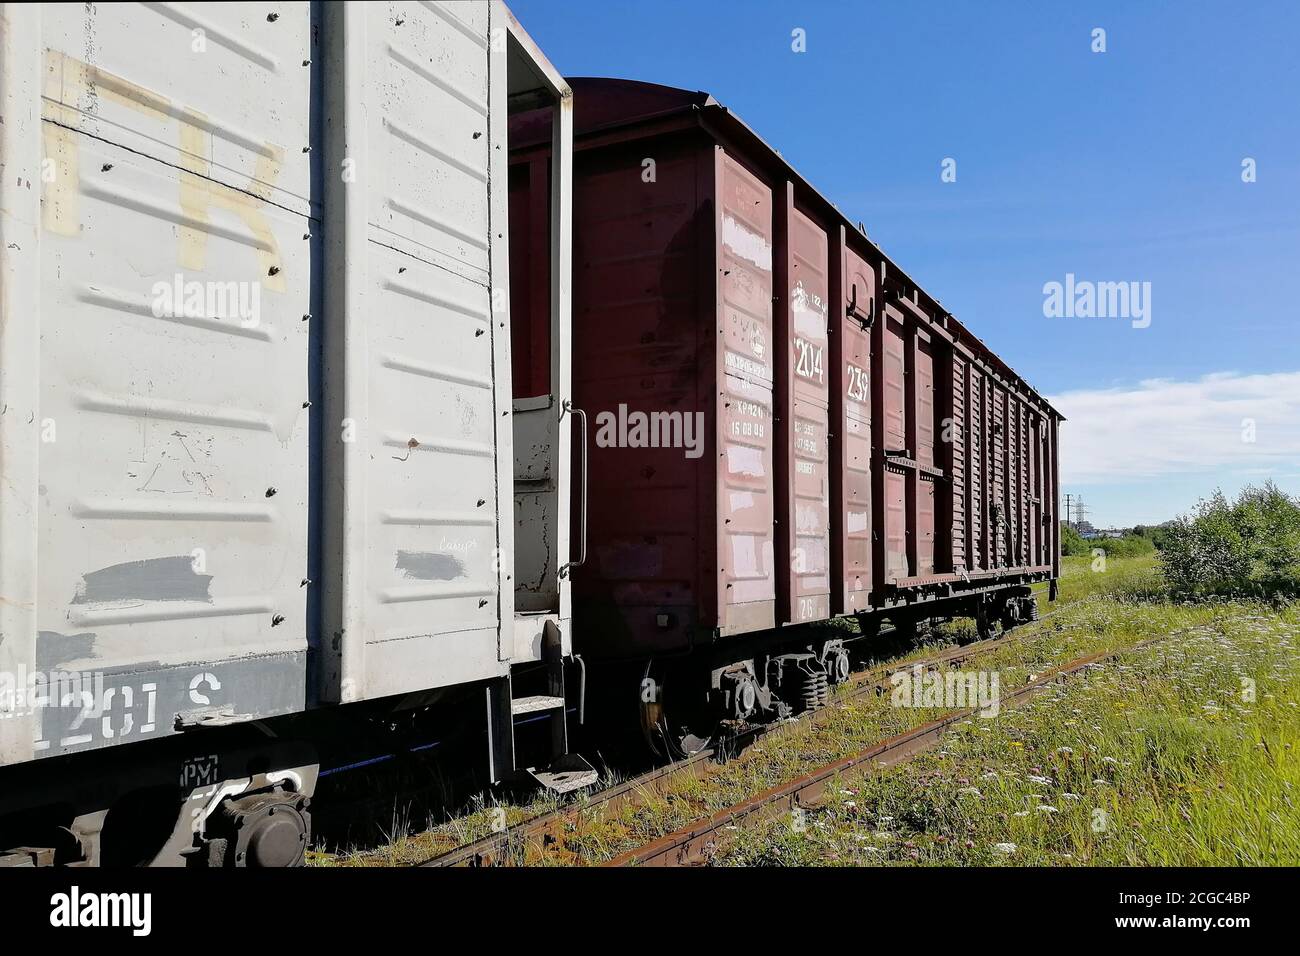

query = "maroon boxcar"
511;79;1062;755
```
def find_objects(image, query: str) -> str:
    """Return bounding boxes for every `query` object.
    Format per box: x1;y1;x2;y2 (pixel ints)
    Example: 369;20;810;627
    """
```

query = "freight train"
0;1;1059;866
509;79;1062;759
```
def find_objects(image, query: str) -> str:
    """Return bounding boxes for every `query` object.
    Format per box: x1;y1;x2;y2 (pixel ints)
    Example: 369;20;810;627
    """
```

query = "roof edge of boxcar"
562;76;1064;422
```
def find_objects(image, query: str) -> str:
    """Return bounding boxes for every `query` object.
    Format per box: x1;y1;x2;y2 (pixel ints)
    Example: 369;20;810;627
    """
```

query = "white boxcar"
0;1;581;865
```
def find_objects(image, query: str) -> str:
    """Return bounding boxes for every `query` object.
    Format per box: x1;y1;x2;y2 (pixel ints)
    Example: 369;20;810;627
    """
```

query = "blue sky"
511;0;1300;526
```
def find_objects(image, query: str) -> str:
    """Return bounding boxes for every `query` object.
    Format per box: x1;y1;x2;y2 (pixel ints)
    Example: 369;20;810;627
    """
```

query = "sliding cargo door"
715;153;777;637
915;337;937;575
991;386;1008;568
875;298;948;587
1028;413;1042;565
777;196;831;625
949;355;969;573
320;1;512;702
835;245;873;613
880;310;909;582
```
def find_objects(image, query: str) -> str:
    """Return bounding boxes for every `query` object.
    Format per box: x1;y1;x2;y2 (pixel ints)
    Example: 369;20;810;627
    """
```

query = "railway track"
418;601;1081;868
604;629;1184;867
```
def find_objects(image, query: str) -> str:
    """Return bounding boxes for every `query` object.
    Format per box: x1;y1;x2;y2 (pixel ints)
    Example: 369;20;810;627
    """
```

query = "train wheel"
829;648;851;684
637;662;712;761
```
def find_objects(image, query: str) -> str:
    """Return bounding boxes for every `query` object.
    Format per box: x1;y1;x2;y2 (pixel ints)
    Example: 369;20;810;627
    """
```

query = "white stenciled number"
794;339;824;384
846;363;868;402
59;689;96;748
101;685;135;739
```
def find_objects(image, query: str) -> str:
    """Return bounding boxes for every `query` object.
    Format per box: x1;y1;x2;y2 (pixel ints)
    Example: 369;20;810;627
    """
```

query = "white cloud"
1048;370;1300;485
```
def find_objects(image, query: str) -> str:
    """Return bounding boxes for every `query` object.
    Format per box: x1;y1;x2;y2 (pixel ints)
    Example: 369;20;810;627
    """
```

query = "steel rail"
603;630;1182;867
419;602;1081;867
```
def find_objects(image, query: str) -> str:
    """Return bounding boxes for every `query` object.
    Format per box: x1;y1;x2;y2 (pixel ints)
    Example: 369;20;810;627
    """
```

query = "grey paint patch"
36;631;97;669
72;556;213;604
395;550;466;581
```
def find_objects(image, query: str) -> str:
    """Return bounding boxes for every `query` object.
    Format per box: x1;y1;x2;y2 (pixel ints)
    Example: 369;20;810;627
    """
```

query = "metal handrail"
559;400;587;577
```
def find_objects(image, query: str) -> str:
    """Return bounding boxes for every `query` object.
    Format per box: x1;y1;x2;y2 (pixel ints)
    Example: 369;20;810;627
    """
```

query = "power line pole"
1063;494;1091;530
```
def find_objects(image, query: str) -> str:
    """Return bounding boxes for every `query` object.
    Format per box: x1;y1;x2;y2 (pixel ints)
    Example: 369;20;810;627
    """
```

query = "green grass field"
316;554;1299;866
722;555;1300;866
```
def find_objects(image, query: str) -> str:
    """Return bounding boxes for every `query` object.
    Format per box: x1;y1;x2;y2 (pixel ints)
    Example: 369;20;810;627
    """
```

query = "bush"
1132;523;1177;551
1089;534;1156;559
1060;525;1154;559
1061;523;1089;556
1160;482;1300;599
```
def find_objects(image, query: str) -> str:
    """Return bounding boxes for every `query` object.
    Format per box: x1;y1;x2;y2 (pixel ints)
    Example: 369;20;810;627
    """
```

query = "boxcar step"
523;754;599;795
510;694;566;716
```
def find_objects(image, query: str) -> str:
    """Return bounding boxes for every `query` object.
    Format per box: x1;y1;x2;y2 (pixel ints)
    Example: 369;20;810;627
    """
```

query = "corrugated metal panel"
992;387;1007;567
41;3;313;216
717;153;777;633
324;1;513;701
974;368;983;572
1;5;46;764
950;356;967;572
915;340;935;468
1051;415;1062;577
918;477;936;576
568;138;707;650
785;206;830;624
1021;403;1029;563
883;316;906;454
885;468;907;582
1003;395;1013;567
12;3;316;759
1016;401;1025;565
561;121;779;651
1029;412;1041;564
839;247;873;610
367;2;493;281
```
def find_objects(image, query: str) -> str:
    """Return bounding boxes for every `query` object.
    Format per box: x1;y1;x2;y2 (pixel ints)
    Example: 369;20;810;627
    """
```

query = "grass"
721;570;1300;866
309;780;570;867
316;554;1299;866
